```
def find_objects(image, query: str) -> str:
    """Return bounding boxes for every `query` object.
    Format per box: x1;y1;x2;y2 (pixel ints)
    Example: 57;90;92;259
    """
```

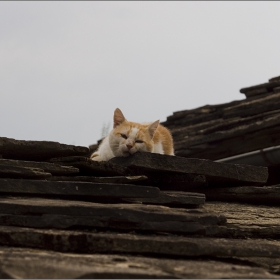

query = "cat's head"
109;108;159;157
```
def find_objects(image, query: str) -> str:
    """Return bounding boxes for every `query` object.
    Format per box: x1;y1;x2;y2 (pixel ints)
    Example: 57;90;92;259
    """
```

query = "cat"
90;108;174;161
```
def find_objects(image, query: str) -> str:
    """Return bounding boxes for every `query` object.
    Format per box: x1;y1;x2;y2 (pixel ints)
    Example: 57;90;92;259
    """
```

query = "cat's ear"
148;120;159;139
114;108;126;128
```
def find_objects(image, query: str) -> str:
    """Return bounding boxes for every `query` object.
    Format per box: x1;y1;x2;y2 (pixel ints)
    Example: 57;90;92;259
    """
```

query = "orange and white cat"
90;108;174;161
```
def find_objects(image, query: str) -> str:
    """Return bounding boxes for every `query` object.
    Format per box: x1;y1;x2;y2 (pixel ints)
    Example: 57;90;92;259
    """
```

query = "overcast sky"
1;2;280;147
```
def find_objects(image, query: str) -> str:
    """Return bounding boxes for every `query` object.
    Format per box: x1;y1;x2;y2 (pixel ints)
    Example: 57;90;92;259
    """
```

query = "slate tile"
0;197;226;234
0;159;79;176
0;165;51;179
110;152;268;186
0;137;89;161
0;247;277;279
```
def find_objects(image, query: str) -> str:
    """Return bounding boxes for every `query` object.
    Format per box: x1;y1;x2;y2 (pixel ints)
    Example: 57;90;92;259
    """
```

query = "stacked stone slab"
240;75;280;99
1;136;280;278
162;75;280;162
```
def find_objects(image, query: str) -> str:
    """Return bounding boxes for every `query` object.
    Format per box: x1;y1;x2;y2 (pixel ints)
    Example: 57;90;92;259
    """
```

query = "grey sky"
1;2;280;147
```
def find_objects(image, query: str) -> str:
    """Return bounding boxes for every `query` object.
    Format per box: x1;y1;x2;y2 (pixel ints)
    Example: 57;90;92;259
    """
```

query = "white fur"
109;130;130;158
129;127;139;139
91;127;141;161
153;140;164;154
91;135;114;161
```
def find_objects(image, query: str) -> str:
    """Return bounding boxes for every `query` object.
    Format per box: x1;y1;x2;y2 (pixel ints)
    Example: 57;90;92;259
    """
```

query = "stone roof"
0;131;280;278
162;75;280;163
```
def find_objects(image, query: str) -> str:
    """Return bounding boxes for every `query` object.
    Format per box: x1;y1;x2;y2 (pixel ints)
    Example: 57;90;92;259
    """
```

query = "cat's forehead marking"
129;127;139;139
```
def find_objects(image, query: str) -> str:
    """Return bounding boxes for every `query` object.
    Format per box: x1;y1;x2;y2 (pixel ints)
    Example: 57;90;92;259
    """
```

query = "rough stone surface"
186;185;280;205
222;93;280;118
123;191;205;207
204;202;280;238
162;80;280;162
0;247;277;279
0;137;89;161
240;80;280;94
0;159;79;176
0;197;226;234
243;87;268;99
110;152;268;186
173;113;280;159
0;165;52;179
0;178;160;200
48;175;148;184
234;256;280;275
0;178;205;207
175;123;280;161
50;156;128;176
269;75;280;83
1;226;280;258
50;156;208;189
133;172;207;190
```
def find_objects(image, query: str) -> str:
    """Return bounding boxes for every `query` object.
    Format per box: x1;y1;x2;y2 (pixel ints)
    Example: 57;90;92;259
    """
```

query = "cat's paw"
90;153;103;161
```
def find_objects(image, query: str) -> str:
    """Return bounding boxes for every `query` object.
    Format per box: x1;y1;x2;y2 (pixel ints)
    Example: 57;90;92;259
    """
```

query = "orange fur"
152;123;174;155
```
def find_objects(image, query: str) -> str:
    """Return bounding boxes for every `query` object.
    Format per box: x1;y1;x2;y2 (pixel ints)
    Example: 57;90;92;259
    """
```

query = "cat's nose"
126;144;133;150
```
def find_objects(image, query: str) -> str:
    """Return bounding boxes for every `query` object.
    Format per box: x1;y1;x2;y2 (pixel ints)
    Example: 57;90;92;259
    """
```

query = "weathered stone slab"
171;109;279;139
0;214;223;235
243;87;268;99
0;197;226;234
163;89;280;161
164;100;242;125
174;113;280;148
176;123;280;161
48;175;148;184
0;179;160;200
110;152;268;186
240;80;280;93
0;159;79;176
234;256;280;275
50;156;128;176
0;137;89;161
274;86;280;93
0;165;51;179
186;185;280;205
204;202;280;239
135;172;207;190
269;75;280;83
222;92;280;119
123;191;205;207
0;247;277;279
0;179;205;207
172;108;280;146
1;226;280;259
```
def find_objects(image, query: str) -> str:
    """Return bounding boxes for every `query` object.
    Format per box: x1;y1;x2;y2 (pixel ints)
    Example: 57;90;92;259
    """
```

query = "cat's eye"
135;140;143;144
120;134;127;139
